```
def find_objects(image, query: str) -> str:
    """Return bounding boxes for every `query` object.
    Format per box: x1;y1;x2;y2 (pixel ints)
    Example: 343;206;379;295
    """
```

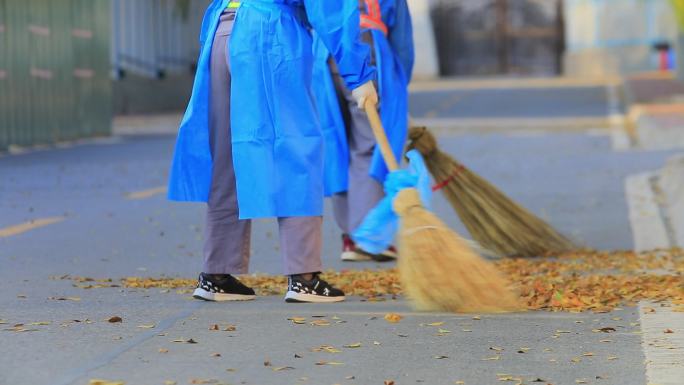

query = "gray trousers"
203;12;323;276
329;63;385;234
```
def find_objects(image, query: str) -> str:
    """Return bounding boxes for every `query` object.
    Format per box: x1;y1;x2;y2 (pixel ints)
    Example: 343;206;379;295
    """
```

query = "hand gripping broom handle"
364;100;399;172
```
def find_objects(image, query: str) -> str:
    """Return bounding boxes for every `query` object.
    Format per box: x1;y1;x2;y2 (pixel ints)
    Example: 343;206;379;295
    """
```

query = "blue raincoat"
313;0;414;196
168;0;375;219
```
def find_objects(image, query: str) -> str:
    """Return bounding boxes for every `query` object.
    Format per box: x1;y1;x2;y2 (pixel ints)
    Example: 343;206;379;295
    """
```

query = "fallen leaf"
426;322;444;326
384;381;395;385
209;324;219;331
190;380;217;384
607;356;618;361
289;317;307;324
211;353;221;357
345;376;355;380
223;325;236;331
582;352;594;357
433;355;449;359
482;356;500;361
108;316;123;323
490;347;505;352
28;321;51;326
664;329;674;334
226;368;236;372
462;329;473;332
600;339;612;343
310;319;331;327
316;361;344;366
172;338;197;344
137;324;155;329
384;313;402;323
272;366;294;371
373;341;381;345
438;328;451;334
643;307;656;313
164;381;176;385
454;382;465;385
158;348;169;353
555;330;571;334
571;357;582;363
264;360;271;367
89;380;125;385
343;343;362;348
596;327;616;333
576;380;587;384
49;296;81;301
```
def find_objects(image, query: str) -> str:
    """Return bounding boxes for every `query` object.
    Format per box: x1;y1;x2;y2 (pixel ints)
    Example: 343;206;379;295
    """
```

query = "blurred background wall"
2;0;684;150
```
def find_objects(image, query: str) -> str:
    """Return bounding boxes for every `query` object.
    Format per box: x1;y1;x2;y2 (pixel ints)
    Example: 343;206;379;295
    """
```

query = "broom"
408;126;575;257
363;102;521;313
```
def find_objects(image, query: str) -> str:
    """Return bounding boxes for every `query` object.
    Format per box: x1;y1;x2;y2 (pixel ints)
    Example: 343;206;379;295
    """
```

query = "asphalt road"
1;84;682;385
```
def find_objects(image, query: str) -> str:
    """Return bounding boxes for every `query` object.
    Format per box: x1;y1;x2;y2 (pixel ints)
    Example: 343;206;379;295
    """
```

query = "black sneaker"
193;273;256;301
285;274;345;303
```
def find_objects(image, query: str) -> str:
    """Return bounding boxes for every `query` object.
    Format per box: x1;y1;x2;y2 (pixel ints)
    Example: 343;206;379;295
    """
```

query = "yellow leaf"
89;380;125;385
343;343;362;348
482;356;500;361
289;317;307;324
384;313;402;323
315;361;344;366
426;322;444;326
607;356;619;360
310;319;331;326
582;352;594;357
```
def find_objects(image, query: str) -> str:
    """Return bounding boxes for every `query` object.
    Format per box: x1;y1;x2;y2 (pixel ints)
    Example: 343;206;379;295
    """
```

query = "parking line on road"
126;186;167;200
639;301;684;385
0;217;65;238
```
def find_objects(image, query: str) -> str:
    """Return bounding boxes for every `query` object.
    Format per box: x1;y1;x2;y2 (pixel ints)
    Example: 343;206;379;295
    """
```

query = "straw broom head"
408;126;576;257
393;188;523;313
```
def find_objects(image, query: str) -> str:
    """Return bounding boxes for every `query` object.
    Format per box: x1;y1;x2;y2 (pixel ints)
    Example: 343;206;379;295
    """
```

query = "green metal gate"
0;0;111;151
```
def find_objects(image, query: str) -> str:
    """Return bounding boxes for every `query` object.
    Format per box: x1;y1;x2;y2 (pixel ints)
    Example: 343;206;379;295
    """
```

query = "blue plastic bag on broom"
352;149;433;254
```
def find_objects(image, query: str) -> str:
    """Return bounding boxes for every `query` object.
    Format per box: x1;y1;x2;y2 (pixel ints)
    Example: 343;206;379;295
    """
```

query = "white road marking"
625;172;671;251
639;301;684;385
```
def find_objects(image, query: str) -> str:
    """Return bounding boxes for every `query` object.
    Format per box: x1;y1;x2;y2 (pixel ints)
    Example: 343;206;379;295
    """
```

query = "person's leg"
278;216;323;276
195;11;254;301
279;216;345;302
330;66;389;261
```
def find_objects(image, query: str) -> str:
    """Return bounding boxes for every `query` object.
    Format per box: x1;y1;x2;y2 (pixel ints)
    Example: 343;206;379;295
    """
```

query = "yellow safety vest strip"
227;1;240;9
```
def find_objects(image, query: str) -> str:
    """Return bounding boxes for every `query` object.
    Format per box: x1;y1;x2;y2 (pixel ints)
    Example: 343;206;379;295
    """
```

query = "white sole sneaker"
341;250;373;261
193;288;255;302
284;291;345;303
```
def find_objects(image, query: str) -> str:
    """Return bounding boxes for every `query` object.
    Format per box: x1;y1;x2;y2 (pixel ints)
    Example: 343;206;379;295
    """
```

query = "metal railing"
0;0;112;150
110;0;210;79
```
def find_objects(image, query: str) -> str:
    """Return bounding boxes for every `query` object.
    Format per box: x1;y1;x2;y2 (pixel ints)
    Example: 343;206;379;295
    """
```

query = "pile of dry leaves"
68;249;684;313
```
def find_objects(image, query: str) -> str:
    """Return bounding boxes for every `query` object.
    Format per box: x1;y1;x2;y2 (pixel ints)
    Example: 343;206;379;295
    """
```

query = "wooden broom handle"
364;100;399;171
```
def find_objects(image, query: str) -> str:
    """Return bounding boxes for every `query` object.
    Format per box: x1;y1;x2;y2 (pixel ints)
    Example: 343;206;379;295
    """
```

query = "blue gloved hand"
352;149;432;254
